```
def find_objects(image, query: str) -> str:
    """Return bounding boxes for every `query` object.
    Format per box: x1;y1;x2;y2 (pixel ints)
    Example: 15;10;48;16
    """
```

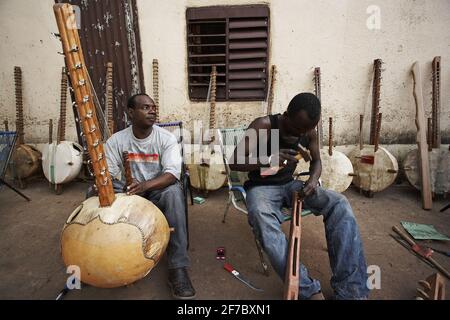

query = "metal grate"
187;5;269;101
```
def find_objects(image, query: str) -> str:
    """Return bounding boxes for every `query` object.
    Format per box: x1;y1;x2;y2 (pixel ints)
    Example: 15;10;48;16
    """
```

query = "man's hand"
126;179;150;196
271;149;300;167
303;178;319;197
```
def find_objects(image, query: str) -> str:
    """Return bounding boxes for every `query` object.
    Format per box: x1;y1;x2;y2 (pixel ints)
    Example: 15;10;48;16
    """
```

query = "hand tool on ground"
428;247;450;257
390;235;435;268
55;285;69;300
392;226;450;279
223;263;263;292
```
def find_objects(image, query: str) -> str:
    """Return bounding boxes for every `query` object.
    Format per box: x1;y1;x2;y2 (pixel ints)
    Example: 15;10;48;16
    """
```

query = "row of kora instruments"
295;67;355;193
11;66;42;188
54;3;169;288
152;59;226;195
187;65;226;195
403;57;449;200
41;67;83;194
348;59;398;197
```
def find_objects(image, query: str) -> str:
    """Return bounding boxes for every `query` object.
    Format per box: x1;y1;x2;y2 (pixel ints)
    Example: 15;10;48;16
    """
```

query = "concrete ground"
0;178;449;300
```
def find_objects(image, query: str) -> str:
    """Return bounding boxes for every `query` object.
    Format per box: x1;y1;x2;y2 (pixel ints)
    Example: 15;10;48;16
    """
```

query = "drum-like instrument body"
348;145;398;193
294;149;354;193
403;146;450;195
11;144;41;179
187;147;226;191
61;193;170;288
42;141;83;184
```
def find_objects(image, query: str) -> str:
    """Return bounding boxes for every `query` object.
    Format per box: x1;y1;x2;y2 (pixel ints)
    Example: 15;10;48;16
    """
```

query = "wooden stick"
370;59;382;145
122;151;133;187
267;65;276;115
374;113;382;152
56;118;61;145
359;114;364;150
59;67;68;143
393;226;449;279
106;62;114;134
54;3;115;207
328;117;333;156
427;117;432;152
14;66;24;145
49;119;53;144
284;191;302;300
431;57;441;148
411;62;432;210
152;59;160;123
314;67;323;150
209;65;217;141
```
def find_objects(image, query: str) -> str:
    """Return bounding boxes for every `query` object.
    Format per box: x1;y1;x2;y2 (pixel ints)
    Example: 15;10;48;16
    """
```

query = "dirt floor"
0;178;449;300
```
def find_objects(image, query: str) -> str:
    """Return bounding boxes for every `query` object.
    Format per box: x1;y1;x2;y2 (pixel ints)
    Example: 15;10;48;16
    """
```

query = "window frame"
186;5;270;102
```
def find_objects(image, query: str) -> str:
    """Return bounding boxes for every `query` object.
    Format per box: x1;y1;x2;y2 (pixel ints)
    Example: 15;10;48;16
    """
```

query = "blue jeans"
246;180;369;299
87;180;190;270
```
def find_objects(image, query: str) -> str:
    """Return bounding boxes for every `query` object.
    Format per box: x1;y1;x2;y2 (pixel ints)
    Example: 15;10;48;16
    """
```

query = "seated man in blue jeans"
87;93;195;300
229;92;369;300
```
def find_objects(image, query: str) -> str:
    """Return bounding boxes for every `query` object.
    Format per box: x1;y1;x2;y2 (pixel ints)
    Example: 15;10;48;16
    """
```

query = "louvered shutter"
187;5;269;101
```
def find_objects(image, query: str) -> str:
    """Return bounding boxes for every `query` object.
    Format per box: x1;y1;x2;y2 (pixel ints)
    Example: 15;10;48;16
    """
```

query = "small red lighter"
216;247;225;260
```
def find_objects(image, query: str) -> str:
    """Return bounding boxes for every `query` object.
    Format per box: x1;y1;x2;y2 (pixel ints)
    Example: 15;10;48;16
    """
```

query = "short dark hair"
287;92;321;120
127;93;150;109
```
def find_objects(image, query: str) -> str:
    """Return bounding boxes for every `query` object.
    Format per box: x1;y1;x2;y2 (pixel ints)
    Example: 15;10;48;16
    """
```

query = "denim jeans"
246;180;369;299
87;180;190;270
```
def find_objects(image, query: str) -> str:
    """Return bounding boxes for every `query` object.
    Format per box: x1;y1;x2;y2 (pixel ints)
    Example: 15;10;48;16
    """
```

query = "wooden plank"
411;62;432;210
284;192;302;300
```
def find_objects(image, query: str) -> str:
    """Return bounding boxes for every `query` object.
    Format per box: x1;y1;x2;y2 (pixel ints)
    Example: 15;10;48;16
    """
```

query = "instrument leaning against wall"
348;59;398;196
41;67;83;194
10;66;42;188
54;3;169;289
187;66;226;194
294;68;354;193
403;57;449;197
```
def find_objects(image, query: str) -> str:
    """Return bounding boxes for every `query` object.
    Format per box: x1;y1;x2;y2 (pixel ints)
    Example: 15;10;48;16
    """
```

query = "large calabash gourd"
42;68;83;186
12;66;42;181
54;3;169;289
42;141;83;185
294;70;355;194
187;66;226;192
348;145;398;193
295;149;354;193
403;146;450;195
61;193;170;288
11;144;41;179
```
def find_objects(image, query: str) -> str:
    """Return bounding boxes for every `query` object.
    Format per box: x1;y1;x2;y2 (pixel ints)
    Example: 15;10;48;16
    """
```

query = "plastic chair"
0;131;30;201
156;121;193;247
217;127;313;275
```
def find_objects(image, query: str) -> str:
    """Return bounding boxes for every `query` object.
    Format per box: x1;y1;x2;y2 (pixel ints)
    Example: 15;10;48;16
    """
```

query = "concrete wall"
1;0;449;147
0;0;77;144
137;0;450;144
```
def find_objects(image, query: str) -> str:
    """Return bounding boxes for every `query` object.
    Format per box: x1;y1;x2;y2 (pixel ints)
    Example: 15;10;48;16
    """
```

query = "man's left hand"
303;178;319;197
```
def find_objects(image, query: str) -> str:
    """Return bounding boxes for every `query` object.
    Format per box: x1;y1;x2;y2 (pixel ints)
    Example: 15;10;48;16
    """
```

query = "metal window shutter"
187;5;269;101
227;16;269;100
187;18;227;100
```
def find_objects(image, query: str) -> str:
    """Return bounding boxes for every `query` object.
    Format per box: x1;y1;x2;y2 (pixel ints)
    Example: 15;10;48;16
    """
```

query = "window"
186;5;269;101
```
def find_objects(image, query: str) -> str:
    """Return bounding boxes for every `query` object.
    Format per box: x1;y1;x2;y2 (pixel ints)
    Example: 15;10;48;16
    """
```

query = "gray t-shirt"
105;125;181;183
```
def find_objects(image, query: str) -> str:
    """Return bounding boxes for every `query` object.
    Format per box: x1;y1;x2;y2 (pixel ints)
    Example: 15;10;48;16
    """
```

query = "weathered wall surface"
0;0;77;143
1;0;449;145
137;0;450;144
